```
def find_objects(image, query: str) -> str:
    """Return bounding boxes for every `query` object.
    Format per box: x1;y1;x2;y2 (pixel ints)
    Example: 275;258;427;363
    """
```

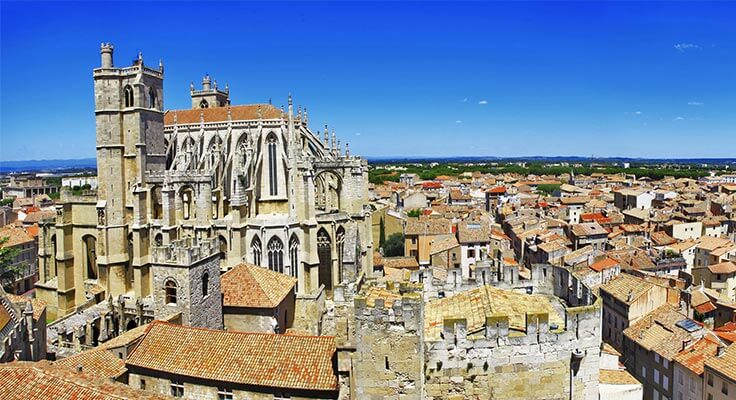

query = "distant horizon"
2;2;735;161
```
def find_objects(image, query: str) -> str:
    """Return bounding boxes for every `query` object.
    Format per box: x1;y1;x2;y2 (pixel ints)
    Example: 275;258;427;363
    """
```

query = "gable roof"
600;273;657;305
164;104;282;125
221;263;296;309
704;343;736;382
55;349;127;380
126;322;338;392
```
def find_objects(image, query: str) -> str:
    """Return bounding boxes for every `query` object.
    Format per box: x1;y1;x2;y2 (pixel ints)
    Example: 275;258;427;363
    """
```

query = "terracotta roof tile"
707;261;736;275
673;336;720;376
164;104;281;125
704;342;736;382
0;361;168;399
126;322;338;392
55;349;127;380
221;263;296;309
0;225;34;248
589;257;619;273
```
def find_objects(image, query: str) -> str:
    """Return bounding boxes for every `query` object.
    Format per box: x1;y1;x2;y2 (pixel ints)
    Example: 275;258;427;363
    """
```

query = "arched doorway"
317;228;332;291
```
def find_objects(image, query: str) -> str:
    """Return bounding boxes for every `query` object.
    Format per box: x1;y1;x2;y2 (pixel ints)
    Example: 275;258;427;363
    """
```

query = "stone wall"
352;289;424;400
424;301;601;400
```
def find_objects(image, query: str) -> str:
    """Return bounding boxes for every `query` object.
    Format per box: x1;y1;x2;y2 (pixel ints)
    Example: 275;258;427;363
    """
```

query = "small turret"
202;74;211;91
100;43;114;68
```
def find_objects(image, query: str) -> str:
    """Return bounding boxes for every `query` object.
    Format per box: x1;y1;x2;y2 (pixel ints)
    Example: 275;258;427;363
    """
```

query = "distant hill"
0;158;97;174
366;155;736;166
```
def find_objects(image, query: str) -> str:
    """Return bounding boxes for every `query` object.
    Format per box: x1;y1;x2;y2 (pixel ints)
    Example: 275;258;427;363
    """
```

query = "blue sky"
1;1;734;161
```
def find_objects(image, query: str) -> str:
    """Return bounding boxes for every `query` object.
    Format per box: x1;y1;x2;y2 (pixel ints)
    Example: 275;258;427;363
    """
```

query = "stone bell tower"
190;74;230;109
93;43;165;298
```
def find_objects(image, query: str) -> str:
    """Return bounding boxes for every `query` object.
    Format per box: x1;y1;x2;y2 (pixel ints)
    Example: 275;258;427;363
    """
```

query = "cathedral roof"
221;263;296;309
164;104;282;125
126;321;338;392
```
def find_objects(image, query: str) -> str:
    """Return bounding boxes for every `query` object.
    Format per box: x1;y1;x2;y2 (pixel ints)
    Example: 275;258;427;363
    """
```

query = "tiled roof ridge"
144;320;334;340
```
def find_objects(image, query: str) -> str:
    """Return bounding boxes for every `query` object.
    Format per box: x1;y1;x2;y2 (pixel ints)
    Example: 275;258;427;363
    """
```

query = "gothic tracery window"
267;134;278;196
251;236;262;266
289;235;300;288
268;236;284;274
124;85;134;108
199;99;209;109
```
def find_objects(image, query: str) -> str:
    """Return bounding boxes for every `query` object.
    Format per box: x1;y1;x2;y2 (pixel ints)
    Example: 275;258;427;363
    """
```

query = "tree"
383;233;404;257
0;197;15;207
406;209;422;218
0;236;24;292
379;216;386;248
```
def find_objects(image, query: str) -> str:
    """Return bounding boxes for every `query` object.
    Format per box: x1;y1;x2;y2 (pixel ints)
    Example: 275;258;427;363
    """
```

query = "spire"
159;58;164;72
324;125;330;146
280;105;285;119
257;105;262;119
345;142;350;158
337;139;341;156
190;81;194;92
213;80;218;90
303;107;308;124
332;131;337;154
225;82;229;93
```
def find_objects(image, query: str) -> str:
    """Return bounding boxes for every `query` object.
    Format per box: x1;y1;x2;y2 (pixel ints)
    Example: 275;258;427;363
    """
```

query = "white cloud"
455;120;462;124
478;100;488;105
674;43;699;52
355;132;361;136
687;101;704;106
674;116;685;121
634;111;642;115
462;98;468;103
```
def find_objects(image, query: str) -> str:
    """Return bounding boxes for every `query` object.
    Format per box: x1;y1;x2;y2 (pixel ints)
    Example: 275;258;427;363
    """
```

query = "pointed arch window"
336;226;345;283
251;236;262;266
289;235;300;288
199;99;209;109
124;85;134;108
268;236;284;274
148;87;157;110
267;134;278;196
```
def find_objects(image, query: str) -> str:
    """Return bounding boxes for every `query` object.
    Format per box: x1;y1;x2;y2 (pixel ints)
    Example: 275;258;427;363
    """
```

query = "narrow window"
165;280;178;305
202;272;209;297
148;87;157;109
251;236;262;265
123;85;134;108
268;135;278;196
289;235;300;290
140;379;146;390
385;356;390;370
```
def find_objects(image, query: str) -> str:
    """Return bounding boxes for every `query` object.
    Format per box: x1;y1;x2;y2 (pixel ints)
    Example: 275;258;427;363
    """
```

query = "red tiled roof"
486;186;506;194
221;263;296;309
0;361;168;400
55;349;127;380
693;302;717;314
422;182;443;189
673;336;720;376
589;257;619;273
164;104;282;125
126;322;338;392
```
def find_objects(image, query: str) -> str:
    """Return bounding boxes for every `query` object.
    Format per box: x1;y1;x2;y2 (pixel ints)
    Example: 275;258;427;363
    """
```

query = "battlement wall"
423;299;601;400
